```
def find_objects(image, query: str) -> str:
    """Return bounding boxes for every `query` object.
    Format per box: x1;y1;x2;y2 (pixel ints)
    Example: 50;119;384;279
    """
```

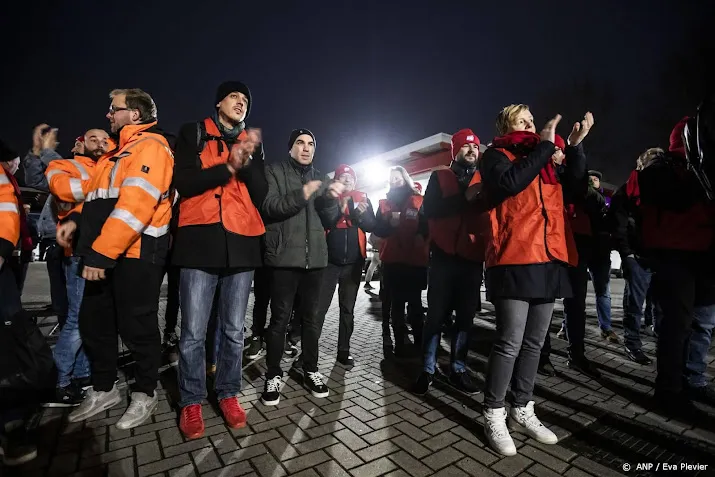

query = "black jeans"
651;255;715;395
163;265;181;337
252;267;271;338
46;243;68;328
265;268;324;379
316;261;364;356
79;258;164;395
382;263;425;348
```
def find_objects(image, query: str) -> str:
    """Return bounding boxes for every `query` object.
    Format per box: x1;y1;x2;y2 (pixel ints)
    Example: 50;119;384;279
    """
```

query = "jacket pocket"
264;228;284;258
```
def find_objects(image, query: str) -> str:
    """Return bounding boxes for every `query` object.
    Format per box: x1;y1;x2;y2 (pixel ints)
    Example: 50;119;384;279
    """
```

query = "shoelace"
516;408;544;430
487;419;508;439
221;398;241;414
307;372;325;386
182;405;202;425
266;377;282;392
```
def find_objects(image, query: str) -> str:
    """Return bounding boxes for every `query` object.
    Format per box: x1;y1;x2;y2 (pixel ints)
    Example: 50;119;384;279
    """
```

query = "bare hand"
355;202;368;215
539;114;562;144
325;181;346;199
302;180;323;200
567;112;595;147
82;266;106;281
56;221;77;248
228;128;262;171
32;123;50;154
41;128;59;151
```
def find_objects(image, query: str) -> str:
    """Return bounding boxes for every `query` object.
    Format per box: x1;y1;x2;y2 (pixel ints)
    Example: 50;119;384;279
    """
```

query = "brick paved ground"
10;263;715;477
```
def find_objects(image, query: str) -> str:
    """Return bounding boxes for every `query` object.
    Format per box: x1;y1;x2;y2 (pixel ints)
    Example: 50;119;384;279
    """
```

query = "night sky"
1;0;712;184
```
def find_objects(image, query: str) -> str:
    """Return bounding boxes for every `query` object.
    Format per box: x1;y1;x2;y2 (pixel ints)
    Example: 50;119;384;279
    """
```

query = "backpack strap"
195;120;225;160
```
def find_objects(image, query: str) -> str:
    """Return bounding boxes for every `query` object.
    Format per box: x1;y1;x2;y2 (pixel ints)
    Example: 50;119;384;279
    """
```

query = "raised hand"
539;114;562;144
302;180;323;200
567;112;595;146
326;181;346;199
228;128;262;171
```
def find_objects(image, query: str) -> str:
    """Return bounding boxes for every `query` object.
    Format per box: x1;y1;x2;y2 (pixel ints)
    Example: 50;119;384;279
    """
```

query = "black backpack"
0;309;56;407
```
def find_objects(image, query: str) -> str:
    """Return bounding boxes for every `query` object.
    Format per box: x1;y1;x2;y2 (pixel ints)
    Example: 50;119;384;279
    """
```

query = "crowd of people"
0;81;713;466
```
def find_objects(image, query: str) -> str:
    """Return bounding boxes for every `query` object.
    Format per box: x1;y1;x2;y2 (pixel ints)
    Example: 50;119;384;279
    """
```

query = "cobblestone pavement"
10;263;715;477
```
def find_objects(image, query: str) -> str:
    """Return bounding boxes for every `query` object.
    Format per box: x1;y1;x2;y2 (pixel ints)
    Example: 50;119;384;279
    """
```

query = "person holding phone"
315;164;376;366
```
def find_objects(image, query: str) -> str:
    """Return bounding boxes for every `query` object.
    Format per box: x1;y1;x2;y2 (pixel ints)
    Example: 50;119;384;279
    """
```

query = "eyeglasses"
108;105;133;115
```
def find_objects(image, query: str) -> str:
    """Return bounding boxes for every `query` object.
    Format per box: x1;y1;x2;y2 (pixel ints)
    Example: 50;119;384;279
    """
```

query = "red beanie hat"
554;134;566;150
334;164;357;185
669;117;689;158
451;129;480;159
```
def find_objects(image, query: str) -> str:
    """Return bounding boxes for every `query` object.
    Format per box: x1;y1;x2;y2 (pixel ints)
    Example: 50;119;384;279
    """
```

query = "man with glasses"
61;88;174;429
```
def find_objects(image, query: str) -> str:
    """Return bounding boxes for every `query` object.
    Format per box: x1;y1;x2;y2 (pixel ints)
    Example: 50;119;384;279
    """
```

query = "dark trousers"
252;267;271;338
79;258;163;395
46;243;68;328
622;256;652;352
265;268;324;378
316;261;364;356
423;254;482;374
382;263;425;348
651;255;715;395
163;265;181;337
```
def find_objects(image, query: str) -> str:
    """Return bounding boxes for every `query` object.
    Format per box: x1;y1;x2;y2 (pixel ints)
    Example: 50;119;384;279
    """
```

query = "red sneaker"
179;404;205;439
219;397;247;429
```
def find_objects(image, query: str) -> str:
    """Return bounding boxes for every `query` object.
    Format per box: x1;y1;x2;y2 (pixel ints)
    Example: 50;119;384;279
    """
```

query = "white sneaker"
68;386;122;423
483;407;517;456
116;392;158;430
509;401;558;444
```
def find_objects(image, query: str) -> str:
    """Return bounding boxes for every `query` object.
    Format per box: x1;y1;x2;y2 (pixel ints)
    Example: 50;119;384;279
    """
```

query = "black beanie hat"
215;81;252;119
0;139;19;163
288;129;316;150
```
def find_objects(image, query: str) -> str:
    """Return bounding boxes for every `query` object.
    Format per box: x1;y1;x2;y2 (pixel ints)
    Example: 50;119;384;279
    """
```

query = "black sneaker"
244;336;263;360
449;371;480;394
567;356;601;379
305;371;329;398
284;341;298;359
653;391;699;419
337;353;355;367
537;357;556;377
41;384;85;408
0;427;37;466
625;347;652;365
413;371;433;396
262;376;282;406
687;384;715;407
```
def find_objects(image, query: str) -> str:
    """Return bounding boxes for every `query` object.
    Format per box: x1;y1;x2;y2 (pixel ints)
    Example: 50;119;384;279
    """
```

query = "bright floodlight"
362;160;388;185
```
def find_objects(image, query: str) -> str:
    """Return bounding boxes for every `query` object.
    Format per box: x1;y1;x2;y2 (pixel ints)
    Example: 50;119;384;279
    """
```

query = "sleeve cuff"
61;211;81;225
83;248;117;269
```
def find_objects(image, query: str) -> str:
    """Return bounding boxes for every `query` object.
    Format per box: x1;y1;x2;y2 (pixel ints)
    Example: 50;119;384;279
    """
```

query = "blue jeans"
178;268;253;407
685;304;715;388
53;256;90;388
622;256;652;352
588;257;612;331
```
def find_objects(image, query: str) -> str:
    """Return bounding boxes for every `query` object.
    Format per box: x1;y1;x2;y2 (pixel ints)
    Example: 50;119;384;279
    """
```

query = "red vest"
178;118;265;237
378;194;428;267
625;168;715;252
485;148;578;268
427;168;487;262
335;190;367;258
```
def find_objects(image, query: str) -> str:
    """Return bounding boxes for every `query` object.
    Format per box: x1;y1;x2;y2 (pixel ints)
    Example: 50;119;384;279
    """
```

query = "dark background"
1;0;713;184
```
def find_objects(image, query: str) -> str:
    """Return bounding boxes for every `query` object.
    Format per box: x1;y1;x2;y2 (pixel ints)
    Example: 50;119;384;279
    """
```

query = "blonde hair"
496;104;530;136
110;88;157;122
636;147;664;170
389;166;420;194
